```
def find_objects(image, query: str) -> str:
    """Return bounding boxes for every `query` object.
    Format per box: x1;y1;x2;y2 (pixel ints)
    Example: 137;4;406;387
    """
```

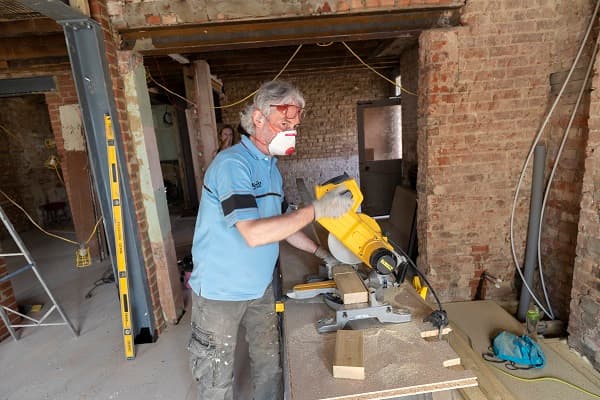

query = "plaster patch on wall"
59;104;85;151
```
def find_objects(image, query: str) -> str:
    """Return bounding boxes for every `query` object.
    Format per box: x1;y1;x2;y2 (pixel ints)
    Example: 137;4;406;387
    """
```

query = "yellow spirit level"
105;114;135;360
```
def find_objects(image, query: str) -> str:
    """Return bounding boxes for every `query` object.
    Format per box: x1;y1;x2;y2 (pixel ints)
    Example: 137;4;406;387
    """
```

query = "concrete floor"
0;228;198;400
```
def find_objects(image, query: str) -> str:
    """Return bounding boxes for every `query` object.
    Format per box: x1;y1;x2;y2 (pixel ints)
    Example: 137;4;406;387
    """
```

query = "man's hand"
314;246;340;267
312;186;353;220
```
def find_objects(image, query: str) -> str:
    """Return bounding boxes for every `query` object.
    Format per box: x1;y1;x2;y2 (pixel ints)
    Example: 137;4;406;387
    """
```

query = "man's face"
262;104;302;139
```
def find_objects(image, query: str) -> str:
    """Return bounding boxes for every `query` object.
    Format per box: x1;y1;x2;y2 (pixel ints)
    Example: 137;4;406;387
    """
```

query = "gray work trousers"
188;285;282;400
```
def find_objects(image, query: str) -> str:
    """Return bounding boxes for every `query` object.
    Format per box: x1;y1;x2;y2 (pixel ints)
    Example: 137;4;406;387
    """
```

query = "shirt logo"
252;180;262;189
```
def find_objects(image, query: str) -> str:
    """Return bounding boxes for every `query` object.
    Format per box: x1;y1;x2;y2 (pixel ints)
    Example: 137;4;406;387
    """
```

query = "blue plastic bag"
490;331;546;369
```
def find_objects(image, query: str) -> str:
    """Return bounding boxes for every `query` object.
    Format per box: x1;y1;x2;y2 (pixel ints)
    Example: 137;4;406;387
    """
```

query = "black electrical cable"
387;236;448;331
85;267;115;299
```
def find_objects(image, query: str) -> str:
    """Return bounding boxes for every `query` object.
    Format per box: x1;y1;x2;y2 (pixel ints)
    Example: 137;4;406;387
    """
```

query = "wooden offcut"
333;330;365;380
332;265;368;304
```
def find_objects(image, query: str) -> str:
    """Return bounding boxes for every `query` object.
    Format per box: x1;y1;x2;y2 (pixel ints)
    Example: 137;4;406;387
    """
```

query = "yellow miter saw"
287;174;414;333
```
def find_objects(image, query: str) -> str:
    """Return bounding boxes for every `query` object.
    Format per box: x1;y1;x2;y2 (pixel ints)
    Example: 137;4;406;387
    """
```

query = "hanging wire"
214;44;304;109
146;71;198;107
0;189;102;246
341;41;417;96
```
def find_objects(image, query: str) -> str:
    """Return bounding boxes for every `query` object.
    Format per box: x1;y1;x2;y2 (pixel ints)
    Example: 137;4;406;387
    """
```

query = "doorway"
357;98;403;217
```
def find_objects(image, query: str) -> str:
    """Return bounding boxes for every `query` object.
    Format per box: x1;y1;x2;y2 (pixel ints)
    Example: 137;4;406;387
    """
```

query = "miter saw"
287;174;421;333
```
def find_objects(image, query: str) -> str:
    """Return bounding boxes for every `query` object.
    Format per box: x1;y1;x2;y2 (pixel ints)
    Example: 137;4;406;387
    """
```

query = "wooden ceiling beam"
0;18;62;38
0;33;67;60
121;8;461;55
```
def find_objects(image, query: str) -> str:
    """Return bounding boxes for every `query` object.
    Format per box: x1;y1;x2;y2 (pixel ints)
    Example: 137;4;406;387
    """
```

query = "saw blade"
328;233;361;265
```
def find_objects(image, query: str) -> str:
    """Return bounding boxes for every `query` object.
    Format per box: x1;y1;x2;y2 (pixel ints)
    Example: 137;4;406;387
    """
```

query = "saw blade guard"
315;174;397;274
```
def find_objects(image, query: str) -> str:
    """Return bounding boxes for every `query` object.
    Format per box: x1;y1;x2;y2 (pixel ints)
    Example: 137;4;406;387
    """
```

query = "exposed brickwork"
568;48;600;370
539;70;590;321
0;255;20;342
89;0;166;334
220;69;391;194
0;95;66;237
417;0;594;306
45;71;101;257
107;0;463;29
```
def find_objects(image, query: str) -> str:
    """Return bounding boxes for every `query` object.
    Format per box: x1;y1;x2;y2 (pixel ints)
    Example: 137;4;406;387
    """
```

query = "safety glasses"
270;104;304;120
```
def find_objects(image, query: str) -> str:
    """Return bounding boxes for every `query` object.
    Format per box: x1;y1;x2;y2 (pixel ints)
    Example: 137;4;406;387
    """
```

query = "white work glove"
312;186;353;220
314;246;340;268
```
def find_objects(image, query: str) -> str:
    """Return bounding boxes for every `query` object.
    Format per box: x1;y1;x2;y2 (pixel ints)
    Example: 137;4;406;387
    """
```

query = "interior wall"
0;95;67;236
568;46;600;370
417;0;594;311
220;68;390;203
539;69;590;321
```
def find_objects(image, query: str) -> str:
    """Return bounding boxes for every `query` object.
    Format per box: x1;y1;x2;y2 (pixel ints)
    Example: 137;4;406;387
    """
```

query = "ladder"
0;204;78;340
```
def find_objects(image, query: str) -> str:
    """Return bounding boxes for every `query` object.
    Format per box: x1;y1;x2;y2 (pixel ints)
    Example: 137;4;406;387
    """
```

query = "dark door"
357;98;403;217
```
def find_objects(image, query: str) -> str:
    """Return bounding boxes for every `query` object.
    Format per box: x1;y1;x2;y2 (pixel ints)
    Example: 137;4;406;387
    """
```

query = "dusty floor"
0;227;198;400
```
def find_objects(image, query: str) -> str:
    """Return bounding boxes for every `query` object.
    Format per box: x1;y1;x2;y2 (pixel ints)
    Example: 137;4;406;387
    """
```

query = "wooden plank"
332;265;368;304
192;60;218;179
0;19;62;38
333;330;365;380
69;0;90;16
0;35;66;61
447;324;515;400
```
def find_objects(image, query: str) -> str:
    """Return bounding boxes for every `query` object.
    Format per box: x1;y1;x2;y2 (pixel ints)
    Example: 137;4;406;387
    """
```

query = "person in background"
188;80;351;400
217;124;234;152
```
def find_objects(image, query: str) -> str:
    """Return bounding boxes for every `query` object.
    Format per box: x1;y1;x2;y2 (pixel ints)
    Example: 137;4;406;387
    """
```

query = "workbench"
279;242;478;400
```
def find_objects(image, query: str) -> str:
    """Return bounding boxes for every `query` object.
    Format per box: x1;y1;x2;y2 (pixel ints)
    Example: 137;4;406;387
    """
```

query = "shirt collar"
241;135;272;161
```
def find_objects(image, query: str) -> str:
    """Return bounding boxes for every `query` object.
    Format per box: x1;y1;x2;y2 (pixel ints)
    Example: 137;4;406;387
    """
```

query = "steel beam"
15;0;88;22
15;0;156;340
121;8;461;55
60;19;155;341
0;76;55;97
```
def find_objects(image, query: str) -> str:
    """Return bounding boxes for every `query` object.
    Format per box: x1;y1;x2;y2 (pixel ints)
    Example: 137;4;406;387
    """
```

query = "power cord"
491;365;600;399
387;237;448;331
84;267;115;299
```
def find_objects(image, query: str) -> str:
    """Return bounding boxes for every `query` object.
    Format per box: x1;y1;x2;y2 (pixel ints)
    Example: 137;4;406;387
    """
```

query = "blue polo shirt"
189;136;284;301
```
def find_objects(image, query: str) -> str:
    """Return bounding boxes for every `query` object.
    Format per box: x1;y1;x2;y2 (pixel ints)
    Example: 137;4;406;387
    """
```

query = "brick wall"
0;255;20;342
0;95;66;236
539;69;590;321
90;0;166;333
400;45;419;185
220;69;391;202
568;48;600;370
107;0;464;29
417;0;593;307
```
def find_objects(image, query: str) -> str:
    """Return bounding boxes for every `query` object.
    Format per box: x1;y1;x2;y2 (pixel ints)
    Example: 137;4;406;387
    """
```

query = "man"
188;80;353;400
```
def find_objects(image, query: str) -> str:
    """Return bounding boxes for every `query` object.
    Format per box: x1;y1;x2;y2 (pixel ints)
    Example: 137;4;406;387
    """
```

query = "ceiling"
0;0;436;97
144;36;418;96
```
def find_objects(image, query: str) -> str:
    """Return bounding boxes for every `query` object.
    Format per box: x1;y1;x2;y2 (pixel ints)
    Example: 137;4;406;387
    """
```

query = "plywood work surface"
283;297;477;400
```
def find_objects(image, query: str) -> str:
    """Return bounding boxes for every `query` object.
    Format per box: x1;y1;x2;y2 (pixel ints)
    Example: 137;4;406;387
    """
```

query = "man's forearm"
236;205;315;247
285;230;319;254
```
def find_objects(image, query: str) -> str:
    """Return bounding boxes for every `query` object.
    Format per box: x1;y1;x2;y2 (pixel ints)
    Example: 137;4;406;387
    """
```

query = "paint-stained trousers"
188;285;282;400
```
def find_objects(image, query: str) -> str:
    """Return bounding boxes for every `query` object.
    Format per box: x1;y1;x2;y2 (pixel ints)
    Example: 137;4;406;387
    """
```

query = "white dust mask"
268;130;296;156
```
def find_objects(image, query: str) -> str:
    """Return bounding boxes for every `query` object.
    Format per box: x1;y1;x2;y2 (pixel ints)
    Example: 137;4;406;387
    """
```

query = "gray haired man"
188;80;352;399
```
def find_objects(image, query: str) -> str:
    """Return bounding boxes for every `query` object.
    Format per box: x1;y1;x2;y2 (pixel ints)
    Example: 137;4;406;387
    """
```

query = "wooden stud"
332;265;368;304
333;329;365;380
